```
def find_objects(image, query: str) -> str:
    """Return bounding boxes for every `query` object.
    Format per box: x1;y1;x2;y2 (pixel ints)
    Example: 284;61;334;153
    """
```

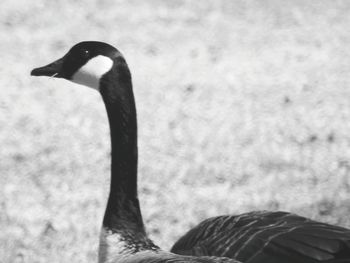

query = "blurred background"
2;0;350;262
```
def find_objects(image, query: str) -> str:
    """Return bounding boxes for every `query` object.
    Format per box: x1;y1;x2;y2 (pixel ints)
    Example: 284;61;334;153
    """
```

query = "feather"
171;211;350;263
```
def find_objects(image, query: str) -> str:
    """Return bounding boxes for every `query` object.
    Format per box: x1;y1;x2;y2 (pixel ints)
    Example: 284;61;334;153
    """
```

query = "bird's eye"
80;49;90;58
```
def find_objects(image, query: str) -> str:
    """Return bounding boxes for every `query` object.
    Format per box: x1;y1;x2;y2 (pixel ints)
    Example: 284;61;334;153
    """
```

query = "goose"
30;41;350;263
30;41;240;263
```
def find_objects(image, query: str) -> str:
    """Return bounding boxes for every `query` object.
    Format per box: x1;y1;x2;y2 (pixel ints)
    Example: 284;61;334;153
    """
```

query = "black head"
31;41;122;89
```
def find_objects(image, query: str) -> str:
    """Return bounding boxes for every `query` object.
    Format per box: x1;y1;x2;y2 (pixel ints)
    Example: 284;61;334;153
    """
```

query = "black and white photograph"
1;1;350;262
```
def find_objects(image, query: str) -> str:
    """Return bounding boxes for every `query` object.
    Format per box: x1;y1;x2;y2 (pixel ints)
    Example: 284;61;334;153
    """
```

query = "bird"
30;41;350;263
30;41;241;263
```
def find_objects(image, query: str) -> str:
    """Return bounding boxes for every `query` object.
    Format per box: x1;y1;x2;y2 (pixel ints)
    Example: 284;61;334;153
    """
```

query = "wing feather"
171;211;350;263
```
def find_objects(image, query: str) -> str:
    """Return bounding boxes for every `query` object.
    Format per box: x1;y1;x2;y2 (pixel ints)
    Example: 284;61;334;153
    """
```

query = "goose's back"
171;211;350;263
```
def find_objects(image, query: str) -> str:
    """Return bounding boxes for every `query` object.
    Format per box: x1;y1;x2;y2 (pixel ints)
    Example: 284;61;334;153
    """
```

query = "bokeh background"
2;0;350;262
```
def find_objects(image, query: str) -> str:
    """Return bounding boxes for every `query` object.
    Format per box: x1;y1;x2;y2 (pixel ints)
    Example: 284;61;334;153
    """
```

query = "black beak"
31;56;65;78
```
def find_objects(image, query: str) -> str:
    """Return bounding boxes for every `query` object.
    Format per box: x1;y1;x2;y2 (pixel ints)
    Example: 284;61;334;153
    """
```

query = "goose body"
30;41;240;263
171;211;350;263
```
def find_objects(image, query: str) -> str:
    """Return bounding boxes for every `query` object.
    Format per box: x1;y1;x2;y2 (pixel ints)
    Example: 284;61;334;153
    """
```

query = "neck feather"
100;56;146;236
98;56;159;263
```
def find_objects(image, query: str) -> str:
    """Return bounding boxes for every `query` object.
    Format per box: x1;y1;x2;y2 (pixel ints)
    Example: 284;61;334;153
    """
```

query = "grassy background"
2;0;350;262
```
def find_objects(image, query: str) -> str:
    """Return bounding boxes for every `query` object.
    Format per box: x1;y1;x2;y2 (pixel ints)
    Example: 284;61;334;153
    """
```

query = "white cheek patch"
72;55;113;90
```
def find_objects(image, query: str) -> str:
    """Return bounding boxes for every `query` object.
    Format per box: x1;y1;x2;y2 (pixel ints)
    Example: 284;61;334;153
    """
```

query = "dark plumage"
171;211;350;263
30;41;241;263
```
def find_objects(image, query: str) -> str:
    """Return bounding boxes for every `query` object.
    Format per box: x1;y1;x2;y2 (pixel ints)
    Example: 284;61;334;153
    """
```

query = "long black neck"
100;56;146;236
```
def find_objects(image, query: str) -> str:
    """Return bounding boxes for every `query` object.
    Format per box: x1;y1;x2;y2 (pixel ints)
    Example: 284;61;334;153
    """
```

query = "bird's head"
31;41;122;90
